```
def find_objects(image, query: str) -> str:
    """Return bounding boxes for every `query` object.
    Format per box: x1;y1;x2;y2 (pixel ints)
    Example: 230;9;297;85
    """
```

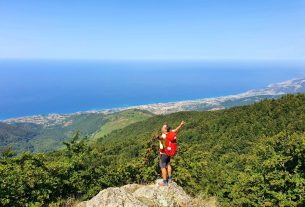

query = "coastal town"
3;78;304;126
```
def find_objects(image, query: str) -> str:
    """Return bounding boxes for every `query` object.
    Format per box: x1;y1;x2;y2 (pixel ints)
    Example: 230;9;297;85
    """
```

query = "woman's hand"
180;121;185;126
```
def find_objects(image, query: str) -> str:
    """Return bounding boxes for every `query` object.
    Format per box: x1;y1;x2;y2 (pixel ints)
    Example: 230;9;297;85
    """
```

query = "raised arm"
172;121;185;134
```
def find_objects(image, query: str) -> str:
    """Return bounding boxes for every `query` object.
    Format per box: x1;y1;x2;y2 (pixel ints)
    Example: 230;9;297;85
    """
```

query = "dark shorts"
159;154;171;168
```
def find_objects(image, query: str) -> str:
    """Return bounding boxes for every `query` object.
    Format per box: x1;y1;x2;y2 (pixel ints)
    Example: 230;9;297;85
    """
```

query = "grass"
92;109;154;140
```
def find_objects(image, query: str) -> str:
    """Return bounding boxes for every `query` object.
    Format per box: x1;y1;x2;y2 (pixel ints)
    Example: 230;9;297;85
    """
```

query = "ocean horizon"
0;60;304;120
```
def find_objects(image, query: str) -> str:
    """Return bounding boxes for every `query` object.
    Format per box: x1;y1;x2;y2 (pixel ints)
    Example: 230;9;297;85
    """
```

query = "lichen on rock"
78;179;214;207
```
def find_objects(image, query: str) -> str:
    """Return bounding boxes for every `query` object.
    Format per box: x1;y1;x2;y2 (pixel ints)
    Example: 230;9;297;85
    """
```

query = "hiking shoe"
158;181;168;186
167;176;173;183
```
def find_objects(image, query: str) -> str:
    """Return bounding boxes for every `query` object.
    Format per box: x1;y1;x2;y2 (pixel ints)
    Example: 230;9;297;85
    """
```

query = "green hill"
0;109;153;153
1;94;305;206
92;109;154;140
0;122;40;151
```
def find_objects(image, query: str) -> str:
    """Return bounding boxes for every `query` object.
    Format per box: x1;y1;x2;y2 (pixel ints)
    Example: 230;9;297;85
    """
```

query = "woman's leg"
161;167;167;180
167;164;172;177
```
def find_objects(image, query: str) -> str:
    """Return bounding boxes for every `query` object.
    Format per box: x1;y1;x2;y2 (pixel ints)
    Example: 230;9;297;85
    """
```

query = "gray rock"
121;183;143;194
79;179;213;207
81;187;145;207
132;179;191;207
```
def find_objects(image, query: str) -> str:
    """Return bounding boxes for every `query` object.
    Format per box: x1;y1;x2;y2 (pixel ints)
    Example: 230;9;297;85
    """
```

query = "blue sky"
0;0;304;61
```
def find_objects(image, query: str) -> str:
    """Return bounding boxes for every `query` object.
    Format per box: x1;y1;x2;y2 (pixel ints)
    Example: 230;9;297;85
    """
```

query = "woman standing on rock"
158;121;185;186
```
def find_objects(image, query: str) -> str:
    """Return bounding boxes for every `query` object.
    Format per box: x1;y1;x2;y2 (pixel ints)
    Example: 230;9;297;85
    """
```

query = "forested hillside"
0;122;40;151
0;109;153;153
1;94;305;206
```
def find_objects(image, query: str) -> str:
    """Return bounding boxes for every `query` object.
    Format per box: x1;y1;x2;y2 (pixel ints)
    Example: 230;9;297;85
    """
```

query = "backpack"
165;131;177;157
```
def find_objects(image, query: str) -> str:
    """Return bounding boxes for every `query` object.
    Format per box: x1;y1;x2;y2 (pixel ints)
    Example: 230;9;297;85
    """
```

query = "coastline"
2;78;305;123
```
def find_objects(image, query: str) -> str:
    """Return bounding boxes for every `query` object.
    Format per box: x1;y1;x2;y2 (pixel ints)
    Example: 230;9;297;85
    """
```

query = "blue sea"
0;60;304;120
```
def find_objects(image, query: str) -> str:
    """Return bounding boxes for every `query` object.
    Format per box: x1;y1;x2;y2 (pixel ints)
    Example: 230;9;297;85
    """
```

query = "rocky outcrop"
78;179;215;207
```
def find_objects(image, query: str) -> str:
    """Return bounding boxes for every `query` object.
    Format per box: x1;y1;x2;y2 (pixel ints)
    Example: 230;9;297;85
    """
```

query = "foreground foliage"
1;94;305;206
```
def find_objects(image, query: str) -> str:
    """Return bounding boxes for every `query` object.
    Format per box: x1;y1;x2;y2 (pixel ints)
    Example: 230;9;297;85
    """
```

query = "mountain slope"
92;109;154;140
1;94;305;206
0;109;153;153
96;93;305;206
0;122;41;151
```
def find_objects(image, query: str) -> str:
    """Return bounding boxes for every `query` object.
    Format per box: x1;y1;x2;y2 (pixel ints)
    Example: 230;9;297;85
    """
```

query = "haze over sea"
0;60;304;120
